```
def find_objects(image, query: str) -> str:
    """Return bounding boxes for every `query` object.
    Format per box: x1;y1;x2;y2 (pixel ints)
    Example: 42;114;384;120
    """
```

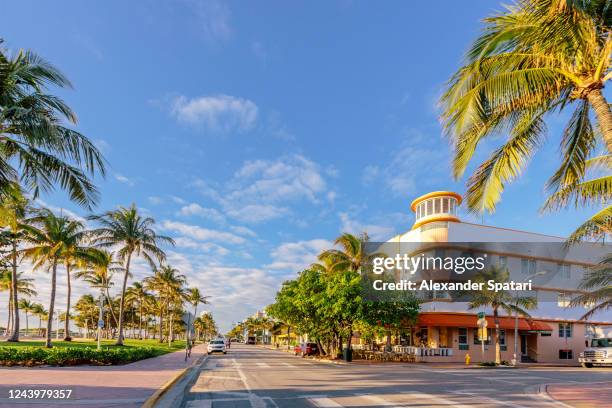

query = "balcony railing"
393;346;453;357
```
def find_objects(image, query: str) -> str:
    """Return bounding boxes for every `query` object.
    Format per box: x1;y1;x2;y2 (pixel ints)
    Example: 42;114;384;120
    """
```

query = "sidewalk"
544;381;612;408
0;343;207;408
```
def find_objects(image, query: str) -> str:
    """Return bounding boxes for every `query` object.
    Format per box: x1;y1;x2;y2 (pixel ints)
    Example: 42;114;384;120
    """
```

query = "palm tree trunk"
8;240;20;342
494;308;501;365
587;89;612;153
25;311;29;336
6;296;12;335
105;288;118;326
46;260;58;348
139;302;143;339
115;252;132;346
64;263;72;341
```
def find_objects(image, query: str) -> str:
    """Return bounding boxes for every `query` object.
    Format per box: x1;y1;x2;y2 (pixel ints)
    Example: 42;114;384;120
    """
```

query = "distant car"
246;337;256;344
294;342;318;357
207;339;227;354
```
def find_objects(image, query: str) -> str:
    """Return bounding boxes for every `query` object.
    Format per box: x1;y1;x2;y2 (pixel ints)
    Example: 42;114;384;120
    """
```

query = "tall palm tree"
318;233;368;273
185;287;209;341
571;253;611;319
0;185;31;341
18;298;34;336
0;40;106;207
125;282;149;339
30;303;45;337
74;250;122;328
89;204;174;345
21;209;84;347
0;269;36;336
439;0;612;233
468;266;537;364
144;265;186;344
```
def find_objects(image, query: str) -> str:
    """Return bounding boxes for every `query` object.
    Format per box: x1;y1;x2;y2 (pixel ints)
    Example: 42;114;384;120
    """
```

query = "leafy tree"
0;269;36;336
18;298;35;335
439;0;612;239
89;204;174;345
125;282;150;339
0;40;105;207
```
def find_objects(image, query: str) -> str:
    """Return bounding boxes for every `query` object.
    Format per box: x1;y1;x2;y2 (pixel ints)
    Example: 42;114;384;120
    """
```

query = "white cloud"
338;212;396;241
171;94;258;133
187;0;232;43
173;237;230;256
266;239;332;272
148;196;163;205
226;204;289;223
178;203;225;223
161;220;245;244
114;173;134;186
229;225;257;237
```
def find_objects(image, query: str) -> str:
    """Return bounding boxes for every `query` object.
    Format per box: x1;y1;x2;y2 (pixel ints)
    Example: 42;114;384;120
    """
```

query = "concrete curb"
141;353;207;408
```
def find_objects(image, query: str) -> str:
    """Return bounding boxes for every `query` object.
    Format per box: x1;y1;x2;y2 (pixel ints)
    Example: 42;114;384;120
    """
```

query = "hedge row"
0;346;164;366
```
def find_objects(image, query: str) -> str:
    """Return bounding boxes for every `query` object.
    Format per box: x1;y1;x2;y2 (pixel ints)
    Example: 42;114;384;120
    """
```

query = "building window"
559;349;573;360
499;329;507;351
498;256;508;268
442;198;449;213
557;293;571;308
418;327;428;346
557;263;571;279
458;328;469;350
521;258;536;275
559;323;573;338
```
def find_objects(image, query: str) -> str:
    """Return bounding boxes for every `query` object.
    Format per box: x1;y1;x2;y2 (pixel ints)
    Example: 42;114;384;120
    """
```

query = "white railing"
392;346;453;357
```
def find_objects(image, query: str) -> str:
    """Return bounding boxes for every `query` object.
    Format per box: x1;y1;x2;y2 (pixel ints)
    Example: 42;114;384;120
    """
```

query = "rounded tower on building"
410;191;462;230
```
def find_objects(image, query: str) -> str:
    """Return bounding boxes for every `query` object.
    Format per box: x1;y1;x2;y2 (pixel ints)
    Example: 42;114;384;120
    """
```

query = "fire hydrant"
465;353;471;365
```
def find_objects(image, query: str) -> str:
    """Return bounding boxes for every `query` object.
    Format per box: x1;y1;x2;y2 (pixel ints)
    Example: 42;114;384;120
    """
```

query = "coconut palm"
439;0;612;229
144;265;186;344
468;266;537;364
125;282;150;339
21;209;85;347
318;233;368;273
0;185;32;341
0;269;36;337
31;303;46;337
571;253;611;319
18;298;35;336
88;204;174;345
74;250;121;329
185;287;209;341
0;40;105;207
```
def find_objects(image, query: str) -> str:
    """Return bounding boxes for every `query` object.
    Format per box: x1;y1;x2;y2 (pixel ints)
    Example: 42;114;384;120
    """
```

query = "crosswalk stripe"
185;401;212;408
356;394;398;407
307;397;343;407
282;362;296;368
256;362;270;368
400;391;472;408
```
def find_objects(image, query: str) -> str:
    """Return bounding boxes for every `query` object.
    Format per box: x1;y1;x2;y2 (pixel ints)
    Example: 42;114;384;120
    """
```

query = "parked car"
579;337;612;367
294;342;319;357
246;337;256;344
207;339;227;354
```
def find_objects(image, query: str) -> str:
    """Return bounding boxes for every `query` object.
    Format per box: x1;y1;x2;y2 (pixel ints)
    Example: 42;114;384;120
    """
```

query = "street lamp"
512;271;546;366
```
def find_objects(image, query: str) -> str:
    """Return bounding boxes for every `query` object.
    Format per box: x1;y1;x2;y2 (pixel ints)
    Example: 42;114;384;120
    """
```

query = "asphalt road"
181;344;611;408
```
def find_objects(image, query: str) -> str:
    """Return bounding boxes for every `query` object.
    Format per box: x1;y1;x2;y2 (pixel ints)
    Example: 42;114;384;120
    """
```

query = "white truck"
579;337;612;368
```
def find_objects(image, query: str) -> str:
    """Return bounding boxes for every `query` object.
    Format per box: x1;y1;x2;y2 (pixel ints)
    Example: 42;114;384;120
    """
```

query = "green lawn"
0;338;187;351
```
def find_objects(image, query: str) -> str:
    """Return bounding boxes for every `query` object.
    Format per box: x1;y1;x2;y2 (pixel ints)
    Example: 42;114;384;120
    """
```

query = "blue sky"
1;0;603;332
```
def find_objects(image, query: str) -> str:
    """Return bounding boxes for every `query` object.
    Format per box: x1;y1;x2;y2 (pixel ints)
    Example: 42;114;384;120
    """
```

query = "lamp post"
512;271;545;366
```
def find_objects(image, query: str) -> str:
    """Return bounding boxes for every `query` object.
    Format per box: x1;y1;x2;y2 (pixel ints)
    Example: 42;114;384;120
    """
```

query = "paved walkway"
546;381;612;408
0;343;207;408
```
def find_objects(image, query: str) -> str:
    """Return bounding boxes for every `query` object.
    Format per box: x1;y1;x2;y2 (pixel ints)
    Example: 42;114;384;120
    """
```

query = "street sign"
98;319;104;328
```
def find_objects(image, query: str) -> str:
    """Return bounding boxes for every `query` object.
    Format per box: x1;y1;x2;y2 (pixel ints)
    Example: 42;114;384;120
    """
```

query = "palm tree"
0;185;31;341
144;265;186;344
439;0;612;231
89;204;174;345
125;282;149;339
0;40;106;207
0;270;36;336
31;303;46;337
21;209;84;347
571;253;611;319
468;266;537;364
185;287;209;342
18;298;35;336
318;233;368;273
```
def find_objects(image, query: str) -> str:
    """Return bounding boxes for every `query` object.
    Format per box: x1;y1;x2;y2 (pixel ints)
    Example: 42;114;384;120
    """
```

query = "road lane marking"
282;362;296;368
355;394;398;407
400;391;471;408
232;358;268;408
185;400;212;408
307;396;344;407
257;362;271;368
452;391;531;408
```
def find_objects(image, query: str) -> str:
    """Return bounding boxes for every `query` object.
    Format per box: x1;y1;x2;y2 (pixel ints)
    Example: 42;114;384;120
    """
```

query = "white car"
579;337;612;367
207;339;227;355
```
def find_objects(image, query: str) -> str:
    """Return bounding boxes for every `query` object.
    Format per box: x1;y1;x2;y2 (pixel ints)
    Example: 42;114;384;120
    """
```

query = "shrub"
0;347;163;367
479;361;497;367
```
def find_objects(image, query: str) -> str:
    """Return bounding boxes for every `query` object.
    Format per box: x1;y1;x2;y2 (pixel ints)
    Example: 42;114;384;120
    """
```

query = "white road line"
452;391;531;408
257;362;271;368
282;362;296;368
400;391;472;408
233;358;268;408
185;400;212;408
355;393;399;407
307;396;344;407
201;375;243;381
